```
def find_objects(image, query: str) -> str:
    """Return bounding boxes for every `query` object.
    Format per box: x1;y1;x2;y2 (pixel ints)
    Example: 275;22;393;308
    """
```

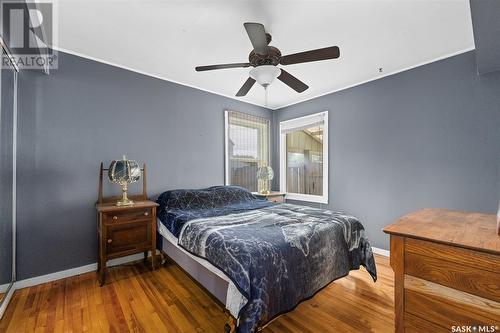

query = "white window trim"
224;110;270;186
224;110;230;185
279;111;329;204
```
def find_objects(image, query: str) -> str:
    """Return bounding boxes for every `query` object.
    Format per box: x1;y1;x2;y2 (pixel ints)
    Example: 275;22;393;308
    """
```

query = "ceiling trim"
275;45;476;110
52;46;268;110
53;45;475;111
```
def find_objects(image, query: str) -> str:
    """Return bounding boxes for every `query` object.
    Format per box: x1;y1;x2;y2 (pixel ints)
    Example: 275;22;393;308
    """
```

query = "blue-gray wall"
17;52;271;280
16;49;500;280
272;51;500;251
470;0;500;74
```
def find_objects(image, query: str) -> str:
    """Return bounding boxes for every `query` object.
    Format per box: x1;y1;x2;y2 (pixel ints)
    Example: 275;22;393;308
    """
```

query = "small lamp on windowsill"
108;155;141;206
257;165;274;195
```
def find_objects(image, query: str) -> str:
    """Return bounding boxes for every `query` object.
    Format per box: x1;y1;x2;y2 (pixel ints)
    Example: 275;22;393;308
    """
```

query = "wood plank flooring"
0;254;393;332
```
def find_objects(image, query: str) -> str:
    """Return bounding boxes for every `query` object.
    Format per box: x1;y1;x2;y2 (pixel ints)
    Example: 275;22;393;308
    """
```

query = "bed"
156;185;377;333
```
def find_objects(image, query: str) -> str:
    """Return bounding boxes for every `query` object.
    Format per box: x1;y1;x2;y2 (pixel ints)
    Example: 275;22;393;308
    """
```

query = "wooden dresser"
384;209;500;333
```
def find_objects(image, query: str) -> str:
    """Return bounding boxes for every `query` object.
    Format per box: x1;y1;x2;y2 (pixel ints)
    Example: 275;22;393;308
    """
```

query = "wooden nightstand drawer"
96;200;159;286
269;196;284;203
252;192;286;203
103;208;151;224
106;220;151;256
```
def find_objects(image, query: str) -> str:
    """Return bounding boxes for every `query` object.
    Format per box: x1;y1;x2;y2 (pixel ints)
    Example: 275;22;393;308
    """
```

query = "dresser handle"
144;212;149;216
107;239;113;244
112;216;118;220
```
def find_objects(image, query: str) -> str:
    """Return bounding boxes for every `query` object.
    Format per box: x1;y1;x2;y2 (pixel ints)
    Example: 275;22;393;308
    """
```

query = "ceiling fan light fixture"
249;65;281;87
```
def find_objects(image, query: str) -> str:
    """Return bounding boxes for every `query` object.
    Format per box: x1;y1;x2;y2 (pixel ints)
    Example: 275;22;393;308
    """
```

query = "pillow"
157;185;256;211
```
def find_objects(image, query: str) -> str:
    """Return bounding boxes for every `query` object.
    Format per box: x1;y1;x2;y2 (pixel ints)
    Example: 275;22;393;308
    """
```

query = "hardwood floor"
0;254;393;332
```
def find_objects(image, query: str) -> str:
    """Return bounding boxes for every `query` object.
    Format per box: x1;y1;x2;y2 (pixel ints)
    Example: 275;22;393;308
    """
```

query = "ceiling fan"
195;22;340;97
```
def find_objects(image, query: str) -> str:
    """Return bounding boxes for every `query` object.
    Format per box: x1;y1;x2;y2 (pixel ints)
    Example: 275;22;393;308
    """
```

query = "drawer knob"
112;216;118;220
144;212;149;216
107;239;113;244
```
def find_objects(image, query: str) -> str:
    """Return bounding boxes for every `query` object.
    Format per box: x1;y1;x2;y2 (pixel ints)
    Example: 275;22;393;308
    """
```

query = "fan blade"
195;63;251;72
280;46;340;65
236;77;256;96
278;69;308;93
243;22;268;56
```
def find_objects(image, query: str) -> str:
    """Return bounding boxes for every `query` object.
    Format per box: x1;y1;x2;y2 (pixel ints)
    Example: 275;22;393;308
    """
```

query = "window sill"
284;193;328;204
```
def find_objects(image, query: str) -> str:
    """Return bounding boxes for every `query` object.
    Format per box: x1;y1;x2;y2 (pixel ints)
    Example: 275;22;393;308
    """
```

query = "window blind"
225;111;270;192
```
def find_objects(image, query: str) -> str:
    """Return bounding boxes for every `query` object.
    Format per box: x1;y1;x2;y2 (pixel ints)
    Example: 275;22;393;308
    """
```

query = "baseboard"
0;285;15;320
372;246;390;257
0;282;10;293
0;252;148;320
15;253;146;290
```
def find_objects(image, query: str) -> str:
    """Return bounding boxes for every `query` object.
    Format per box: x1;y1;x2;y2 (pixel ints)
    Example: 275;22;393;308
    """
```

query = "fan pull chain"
264;85;268;108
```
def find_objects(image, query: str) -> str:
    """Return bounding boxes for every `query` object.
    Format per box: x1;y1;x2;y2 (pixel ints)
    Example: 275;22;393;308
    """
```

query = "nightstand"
96;200;159;286
252;191;286;203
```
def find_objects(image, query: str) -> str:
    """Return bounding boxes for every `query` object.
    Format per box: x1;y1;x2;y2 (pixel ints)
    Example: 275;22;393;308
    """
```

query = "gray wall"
272;51;500;251
0;67;15;285
470;0;500;74
16;49;500;279
17;52;271;280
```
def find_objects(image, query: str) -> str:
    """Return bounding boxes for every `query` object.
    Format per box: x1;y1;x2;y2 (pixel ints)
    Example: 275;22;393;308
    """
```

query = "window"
225;110;270;192
280;111;328;203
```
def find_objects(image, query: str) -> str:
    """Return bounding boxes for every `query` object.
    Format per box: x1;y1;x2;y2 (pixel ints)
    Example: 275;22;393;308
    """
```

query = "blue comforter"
157;186;377;333
157;186;274;238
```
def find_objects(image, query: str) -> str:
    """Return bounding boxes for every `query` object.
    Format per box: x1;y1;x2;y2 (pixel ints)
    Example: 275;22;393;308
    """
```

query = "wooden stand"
96;162;158;286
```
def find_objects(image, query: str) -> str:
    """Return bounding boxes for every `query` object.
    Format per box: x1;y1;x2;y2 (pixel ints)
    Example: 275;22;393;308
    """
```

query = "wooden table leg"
151;206;157;270
151;250;157;270
390;235;405;333
98;259;106;286
98;213;106;286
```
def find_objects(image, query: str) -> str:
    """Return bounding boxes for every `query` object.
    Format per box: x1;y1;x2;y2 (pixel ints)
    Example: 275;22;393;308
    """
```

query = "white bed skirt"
157;220;246;318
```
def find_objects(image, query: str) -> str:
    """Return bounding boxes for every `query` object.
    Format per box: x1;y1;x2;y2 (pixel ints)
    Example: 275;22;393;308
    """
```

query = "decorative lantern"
256;165;274;195
108;155;141;206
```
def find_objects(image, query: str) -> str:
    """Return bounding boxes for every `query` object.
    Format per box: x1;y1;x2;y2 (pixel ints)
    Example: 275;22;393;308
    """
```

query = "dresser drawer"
405;251;500;302
404;312;449;333
105;220;151;255
405;238;500;273
103;208;151;224
404;276;500;329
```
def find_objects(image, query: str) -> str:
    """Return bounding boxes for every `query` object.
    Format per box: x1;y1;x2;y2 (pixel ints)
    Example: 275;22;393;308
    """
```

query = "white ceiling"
55;0;475;109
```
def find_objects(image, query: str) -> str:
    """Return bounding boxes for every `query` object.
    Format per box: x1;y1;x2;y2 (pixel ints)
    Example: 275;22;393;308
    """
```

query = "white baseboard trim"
0;252;147;320
0;282;10;293
372;247;390;257
0;284;15;320
15;253;145;290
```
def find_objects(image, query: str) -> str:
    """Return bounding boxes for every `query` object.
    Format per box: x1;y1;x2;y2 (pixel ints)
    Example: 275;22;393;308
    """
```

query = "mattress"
157;219;246;318
156;186;377;332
